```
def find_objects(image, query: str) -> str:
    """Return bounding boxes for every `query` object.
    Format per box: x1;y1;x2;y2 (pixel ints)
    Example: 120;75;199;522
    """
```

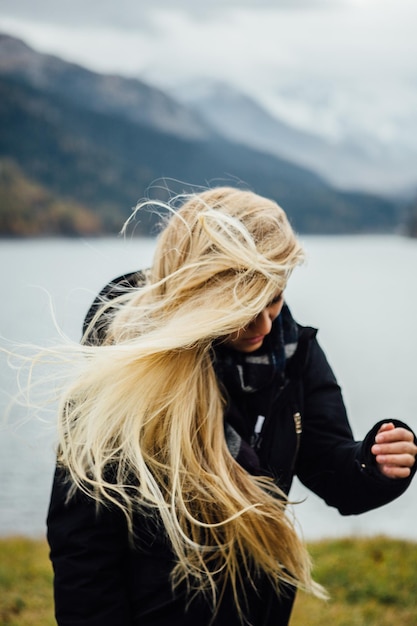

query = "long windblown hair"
58;186;324;617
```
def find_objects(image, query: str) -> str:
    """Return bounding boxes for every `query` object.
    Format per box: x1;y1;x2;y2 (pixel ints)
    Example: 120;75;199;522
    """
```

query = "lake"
1;235;417;540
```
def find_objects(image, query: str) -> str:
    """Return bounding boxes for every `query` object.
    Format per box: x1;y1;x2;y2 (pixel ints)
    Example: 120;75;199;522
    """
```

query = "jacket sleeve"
47;467;133;625
295;337;417;515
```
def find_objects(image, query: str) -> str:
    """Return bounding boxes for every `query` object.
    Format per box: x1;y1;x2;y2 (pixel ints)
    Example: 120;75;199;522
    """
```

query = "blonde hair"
59;187;324;618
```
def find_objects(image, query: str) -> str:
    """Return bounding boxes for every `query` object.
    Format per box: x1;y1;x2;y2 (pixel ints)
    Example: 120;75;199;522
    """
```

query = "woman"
47;187;417;625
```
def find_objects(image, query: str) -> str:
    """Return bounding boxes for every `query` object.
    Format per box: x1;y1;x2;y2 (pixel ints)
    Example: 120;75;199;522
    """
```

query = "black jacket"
221;322;415;515
47;272;417;625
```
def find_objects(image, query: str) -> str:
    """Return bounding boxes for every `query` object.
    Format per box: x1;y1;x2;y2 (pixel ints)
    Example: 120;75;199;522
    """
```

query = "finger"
379;464;412;479
375;427;415;444
377;422;395;435
372;441;417;456
374;453;416;468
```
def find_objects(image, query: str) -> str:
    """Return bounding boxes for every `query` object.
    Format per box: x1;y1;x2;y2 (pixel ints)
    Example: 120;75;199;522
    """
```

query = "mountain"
171;80;417;197
0;33;401;236
0;33;211;141
170;79;327;168
405;199;417;237
0;159;103;236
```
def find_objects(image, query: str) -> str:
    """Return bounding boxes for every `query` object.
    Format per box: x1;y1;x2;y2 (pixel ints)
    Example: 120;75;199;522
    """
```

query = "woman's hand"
371;422;417;479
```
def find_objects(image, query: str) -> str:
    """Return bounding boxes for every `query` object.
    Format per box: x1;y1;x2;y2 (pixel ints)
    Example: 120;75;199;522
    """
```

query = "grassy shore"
1;536;416;625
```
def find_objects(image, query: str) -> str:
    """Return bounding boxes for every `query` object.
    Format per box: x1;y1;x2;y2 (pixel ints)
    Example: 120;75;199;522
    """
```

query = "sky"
1;0;417;146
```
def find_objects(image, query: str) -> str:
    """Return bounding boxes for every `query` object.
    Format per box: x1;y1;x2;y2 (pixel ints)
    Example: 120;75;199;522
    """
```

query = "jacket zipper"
293;411;302;462
251;415;266;448
285;411;303;483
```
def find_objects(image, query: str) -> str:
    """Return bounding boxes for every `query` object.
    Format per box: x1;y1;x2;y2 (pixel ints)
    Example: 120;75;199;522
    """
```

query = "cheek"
268;300;284;320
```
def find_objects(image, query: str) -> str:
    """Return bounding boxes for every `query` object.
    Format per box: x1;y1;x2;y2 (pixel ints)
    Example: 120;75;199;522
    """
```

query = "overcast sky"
1;0;416;145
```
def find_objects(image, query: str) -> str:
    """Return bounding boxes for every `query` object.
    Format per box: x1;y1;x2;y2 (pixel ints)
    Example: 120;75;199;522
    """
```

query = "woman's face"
224;294;284;353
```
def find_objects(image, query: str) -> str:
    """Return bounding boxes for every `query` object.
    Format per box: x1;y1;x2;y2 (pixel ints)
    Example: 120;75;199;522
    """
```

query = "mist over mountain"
0;33;404;237
170;79;417;197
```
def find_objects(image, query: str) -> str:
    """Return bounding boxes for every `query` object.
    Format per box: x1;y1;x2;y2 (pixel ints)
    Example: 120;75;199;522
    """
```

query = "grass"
0;536;416;625
0;537;54;626
292;537;417;626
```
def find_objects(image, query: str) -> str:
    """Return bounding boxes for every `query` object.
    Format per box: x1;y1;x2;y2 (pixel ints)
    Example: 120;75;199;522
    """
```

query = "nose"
249;309;273;336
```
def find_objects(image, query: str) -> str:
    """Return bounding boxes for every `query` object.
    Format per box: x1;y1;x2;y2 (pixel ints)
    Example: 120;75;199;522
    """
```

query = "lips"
244;335;264;344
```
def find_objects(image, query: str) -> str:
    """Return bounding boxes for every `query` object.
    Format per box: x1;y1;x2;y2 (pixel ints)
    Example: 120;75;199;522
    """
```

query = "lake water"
1;235;417;540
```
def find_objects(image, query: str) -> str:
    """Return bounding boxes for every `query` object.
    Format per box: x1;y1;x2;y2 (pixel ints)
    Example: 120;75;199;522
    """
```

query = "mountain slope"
172;80;417;196
0;158;102;236
0;33;211;141
0;35;400;236
171;80;325;165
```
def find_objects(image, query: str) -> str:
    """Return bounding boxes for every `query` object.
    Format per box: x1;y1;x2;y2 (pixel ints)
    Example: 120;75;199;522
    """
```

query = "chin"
237;341;264;353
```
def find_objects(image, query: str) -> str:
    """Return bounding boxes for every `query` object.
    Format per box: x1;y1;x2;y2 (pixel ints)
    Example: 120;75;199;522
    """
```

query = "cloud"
0;0;342;29
1;0;416;147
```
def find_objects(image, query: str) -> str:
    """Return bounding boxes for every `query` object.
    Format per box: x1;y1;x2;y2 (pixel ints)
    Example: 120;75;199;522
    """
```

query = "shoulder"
285;321;317;376
82;269;147;344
